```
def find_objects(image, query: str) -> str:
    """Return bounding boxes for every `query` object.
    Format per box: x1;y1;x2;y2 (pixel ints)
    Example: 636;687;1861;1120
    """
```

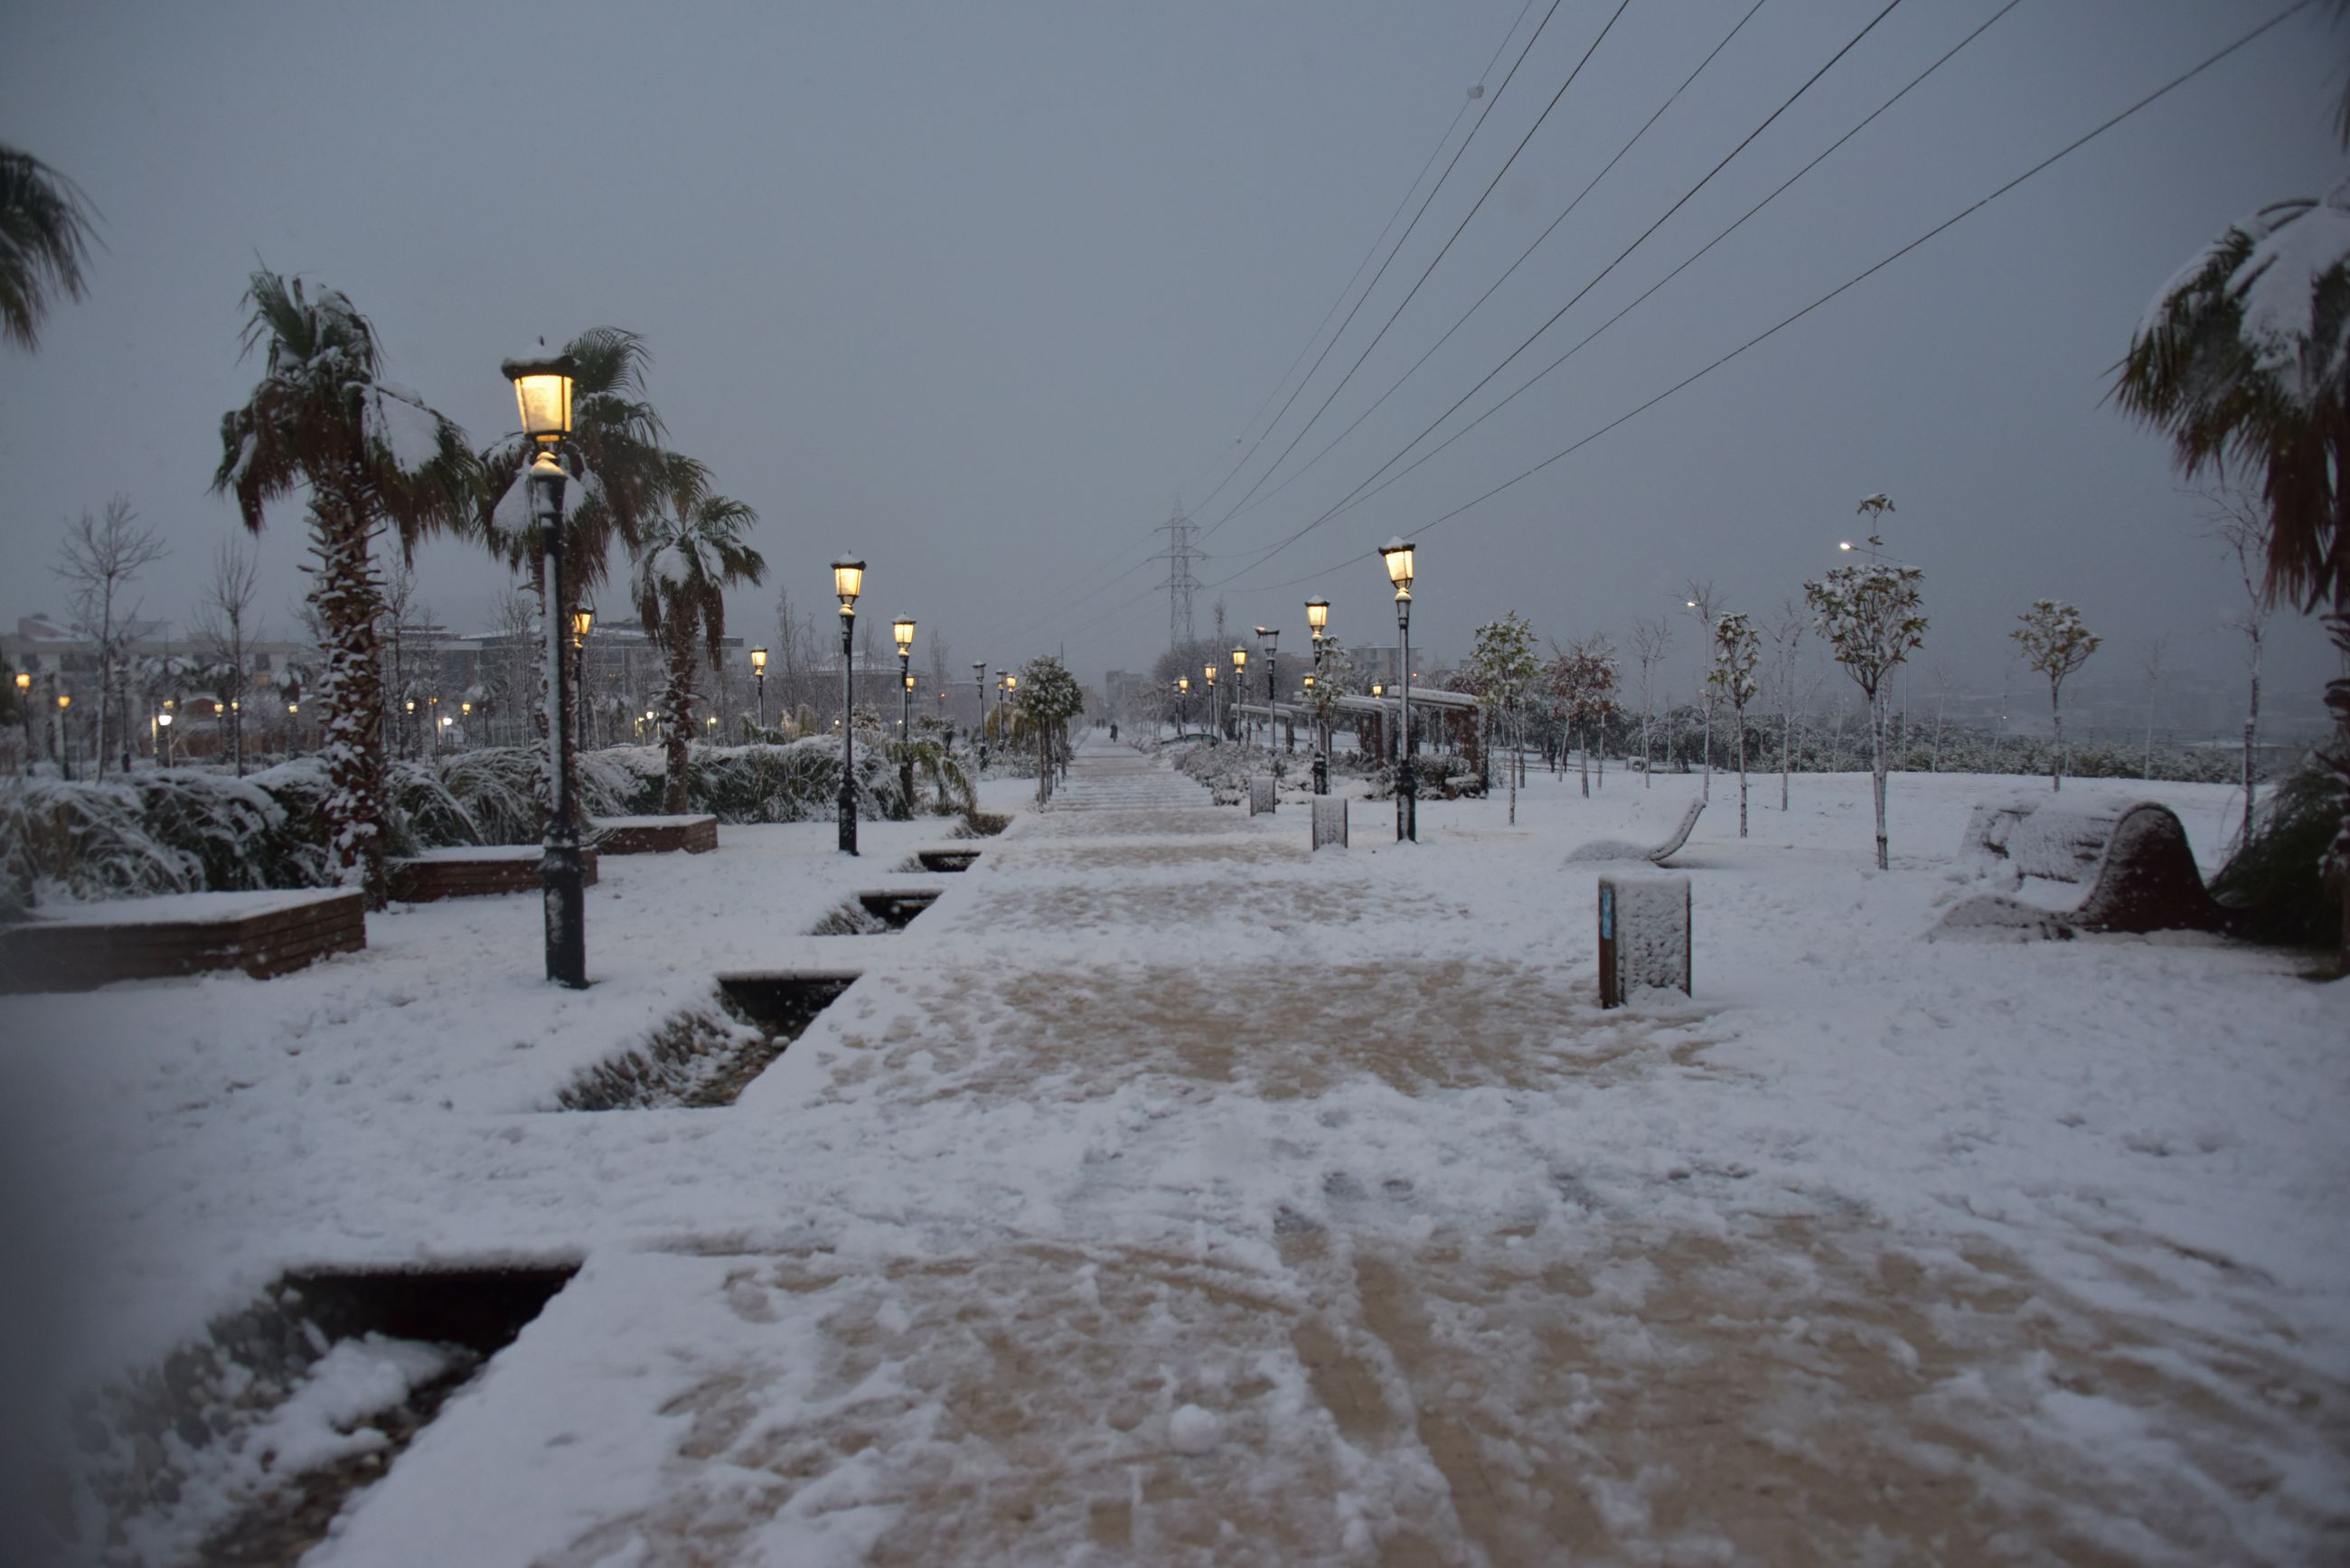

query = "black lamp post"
569;608;593;752
1380;538;1416;842
1229;645;1246;744
54;691;72;781
1306;596;1330;793
1204;662;1217;743
833;557;865;854
750;646;767;729
893;615;916;811
973;661;989;770
1255;626;1278;756
13;671;30;775
503;349;587;987
1177;675;1189;733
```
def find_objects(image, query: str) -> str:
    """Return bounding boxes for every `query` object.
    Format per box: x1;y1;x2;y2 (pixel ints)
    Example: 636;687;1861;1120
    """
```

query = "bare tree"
1628;616;1669;788
1767;600;1807;809
192;538;262;776
1926;661;1956;774
2138;636;2168;782
1682;579;1724;797
53;494;166;777
2012;600;2101;793
2204;487;2273;848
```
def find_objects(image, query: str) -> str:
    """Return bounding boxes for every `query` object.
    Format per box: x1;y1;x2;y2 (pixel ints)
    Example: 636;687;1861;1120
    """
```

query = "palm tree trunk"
310;493;390;907
662;637;694;815
2321;600;2349;971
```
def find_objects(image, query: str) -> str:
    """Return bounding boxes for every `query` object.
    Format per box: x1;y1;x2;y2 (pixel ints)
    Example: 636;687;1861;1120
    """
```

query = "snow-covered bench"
593;814;718;855
0;887;366;992
388;846;601;903
1936;795;2234;939
1565;796;1706;866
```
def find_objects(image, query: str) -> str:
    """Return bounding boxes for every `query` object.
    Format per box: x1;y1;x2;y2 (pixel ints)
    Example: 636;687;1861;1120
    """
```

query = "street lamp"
503;347;587;987
832;556;865;854
973;661;989;769
1256;626;1280;756
569;607;594;751
1306;597;1332;793
1229;645;1246;743
13;671;30;775
749;646;768;729
1205;662;1218;741
892;615;916;809
1380;537;1417;841
54;692;72;781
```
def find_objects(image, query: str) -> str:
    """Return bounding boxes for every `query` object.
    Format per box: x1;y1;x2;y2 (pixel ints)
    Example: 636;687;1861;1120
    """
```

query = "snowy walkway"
13;738;2347;1564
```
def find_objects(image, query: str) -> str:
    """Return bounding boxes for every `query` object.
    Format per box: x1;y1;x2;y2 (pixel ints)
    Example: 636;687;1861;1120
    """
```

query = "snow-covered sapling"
1803;510;1926;871
1706;611;1761;837
1469;613;1539;823
2010;599;2100;793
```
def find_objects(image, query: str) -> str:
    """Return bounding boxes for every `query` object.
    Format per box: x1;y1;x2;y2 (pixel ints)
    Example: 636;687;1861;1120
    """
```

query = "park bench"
0;887;366;992
1565;796;1706;866
1937;795;2235;939
389;846;600;904
594;814;718;855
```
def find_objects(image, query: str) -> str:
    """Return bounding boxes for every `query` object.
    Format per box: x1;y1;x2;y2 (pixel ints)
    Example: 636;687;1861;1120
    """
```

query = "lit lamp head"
1231;645;1246;673
12;672;27;693
1379;538;1415;600
156;711;172;728
502;351;576;448
1306;597;1330;640
904;672;916;692
1371;681;1385;698
58;694;72;711
1838;541;1855;553
750;647;768;675
832;557;866;617
571;608;593;642
892;615;916;658
1178;677;1189;694
1302;672;1315;691
461;701;472;716
287;702;298;715
404;699;415;715
1205;662;1217;685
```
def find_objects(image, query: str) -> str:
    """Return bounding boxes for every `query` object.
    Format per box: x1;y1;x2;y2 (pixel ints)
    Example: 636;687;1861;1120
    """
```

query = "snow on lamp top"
1305;596;1330;633
892;615;916;653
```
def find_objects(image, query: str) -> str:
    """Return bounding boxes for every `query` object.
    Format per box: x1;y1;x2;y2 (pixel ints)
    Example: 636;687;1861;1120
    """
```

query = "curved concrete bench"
1566;796;1706;866
1939;797;2234;939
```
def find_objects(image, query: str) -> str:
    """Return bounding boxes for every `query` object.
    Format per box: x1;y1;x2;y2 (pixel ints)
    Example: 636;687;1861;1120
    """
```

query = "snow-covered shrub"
0;769;335;913
2212;757;2342;951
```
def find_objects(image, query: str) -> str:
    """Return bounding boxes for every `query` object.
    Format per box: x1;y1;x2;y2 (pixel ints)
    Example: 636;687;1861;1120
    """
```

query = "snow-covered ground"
5;745;2344;1564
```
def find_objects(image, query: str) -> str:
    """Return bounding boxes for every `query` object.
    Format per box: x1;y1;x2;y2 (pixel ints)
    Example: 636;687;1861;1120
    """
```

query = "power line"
1208;0;1913;584
1203;0;1630;539
965;2;1545;655
1184;0;1539;514
1202;0;1772;539
1197;0;1571;535
1264;0;2026;561
1217;0;2317;598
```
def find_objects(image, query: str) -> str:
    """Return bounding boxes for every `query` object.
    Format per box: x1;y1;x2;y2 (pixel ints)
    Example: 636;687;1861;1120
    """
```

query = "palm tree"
0;146;97;352
212;270;479;905
2115;183;2350;964
631;453;765;813
482;327;668;824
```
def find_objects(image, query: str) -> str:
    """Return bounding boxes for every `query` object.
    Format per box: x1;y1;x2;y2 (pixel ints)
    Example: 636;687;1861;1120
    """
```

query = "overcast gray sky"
3;0;2343;722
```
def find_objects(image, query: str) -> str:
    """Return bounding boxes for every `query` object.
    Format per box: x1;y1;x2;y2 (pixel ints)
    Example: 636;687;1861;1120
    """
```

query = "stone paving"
310;739;2347;1566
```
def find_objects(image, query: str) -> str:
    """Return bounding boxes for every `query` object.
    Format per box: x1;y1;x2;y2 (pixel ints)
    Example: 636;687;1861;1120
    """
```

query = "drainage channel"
904;847;981;874
809;887;942;935
555;971;861;1111
85;1263;577;1568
